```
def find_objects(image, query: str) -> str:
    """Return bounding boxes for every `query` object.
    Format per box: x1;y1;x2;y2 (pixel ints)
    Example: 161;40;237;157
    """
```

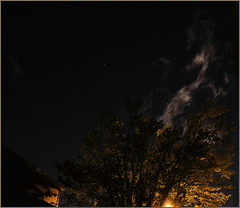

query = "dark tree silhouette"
56;101;235;207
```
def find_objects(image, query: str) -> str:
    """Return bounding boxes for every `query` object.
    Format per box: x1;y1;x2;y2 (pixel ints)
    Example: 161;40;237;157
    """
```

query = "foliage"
56;101;235;207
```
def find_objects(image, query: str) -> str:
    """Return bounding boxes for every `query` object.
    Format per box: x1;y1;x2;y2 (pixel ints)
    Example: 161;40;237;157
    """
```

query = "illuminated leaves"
57;101;235;207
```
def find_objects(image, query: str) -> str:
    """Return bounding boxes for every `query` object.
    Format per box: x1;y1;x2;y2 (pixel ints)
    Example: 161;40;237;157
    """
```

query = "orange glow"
164;199;173;207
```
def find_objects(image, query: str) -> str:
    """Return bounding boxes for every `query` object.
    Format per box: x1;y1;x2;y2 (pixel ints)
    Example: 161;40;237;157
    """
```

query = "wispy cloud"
6;56;23;85
146;10;231;124
186;11;215;50
149;56;171;68
156;9;233;124
140;91;153;114
224;72;230;84
157;45;214;124
207;83;227;98
159;57;170;65
148;56;171;82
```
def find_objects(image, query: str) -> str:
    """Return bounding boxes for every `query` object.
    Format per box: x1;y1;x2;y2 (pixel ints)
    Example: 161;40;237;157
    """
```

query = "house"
1;145;65;207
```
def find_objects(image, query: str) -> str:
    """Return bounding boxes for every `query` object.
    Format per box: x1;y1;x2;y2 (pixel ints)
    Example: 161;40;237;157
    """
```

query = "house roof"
2;145;65;191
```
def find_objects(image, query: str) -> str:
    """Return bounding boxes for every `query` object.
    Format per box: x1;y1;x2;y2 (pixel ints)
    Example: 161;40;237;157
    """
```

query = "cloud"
158;45;214;124
159;57;170;65
207;83;227;98
149;56;171;68
6;56;23;84
157;10;224;124
224;72;230;84
186;11;215;50
148;56;171;83
150;10;232;124
186;46;211;71
140;91;153;114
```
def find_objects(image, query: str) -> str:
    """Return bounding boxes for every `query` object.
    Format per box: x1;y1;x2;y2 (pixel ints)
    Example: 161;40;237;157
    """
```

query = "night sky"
2;2;239;206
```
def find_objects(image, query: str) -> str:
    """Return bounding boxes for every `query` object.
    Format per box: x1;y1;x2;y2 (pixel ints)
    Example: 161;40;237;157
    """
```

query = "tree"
56;101;235;207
